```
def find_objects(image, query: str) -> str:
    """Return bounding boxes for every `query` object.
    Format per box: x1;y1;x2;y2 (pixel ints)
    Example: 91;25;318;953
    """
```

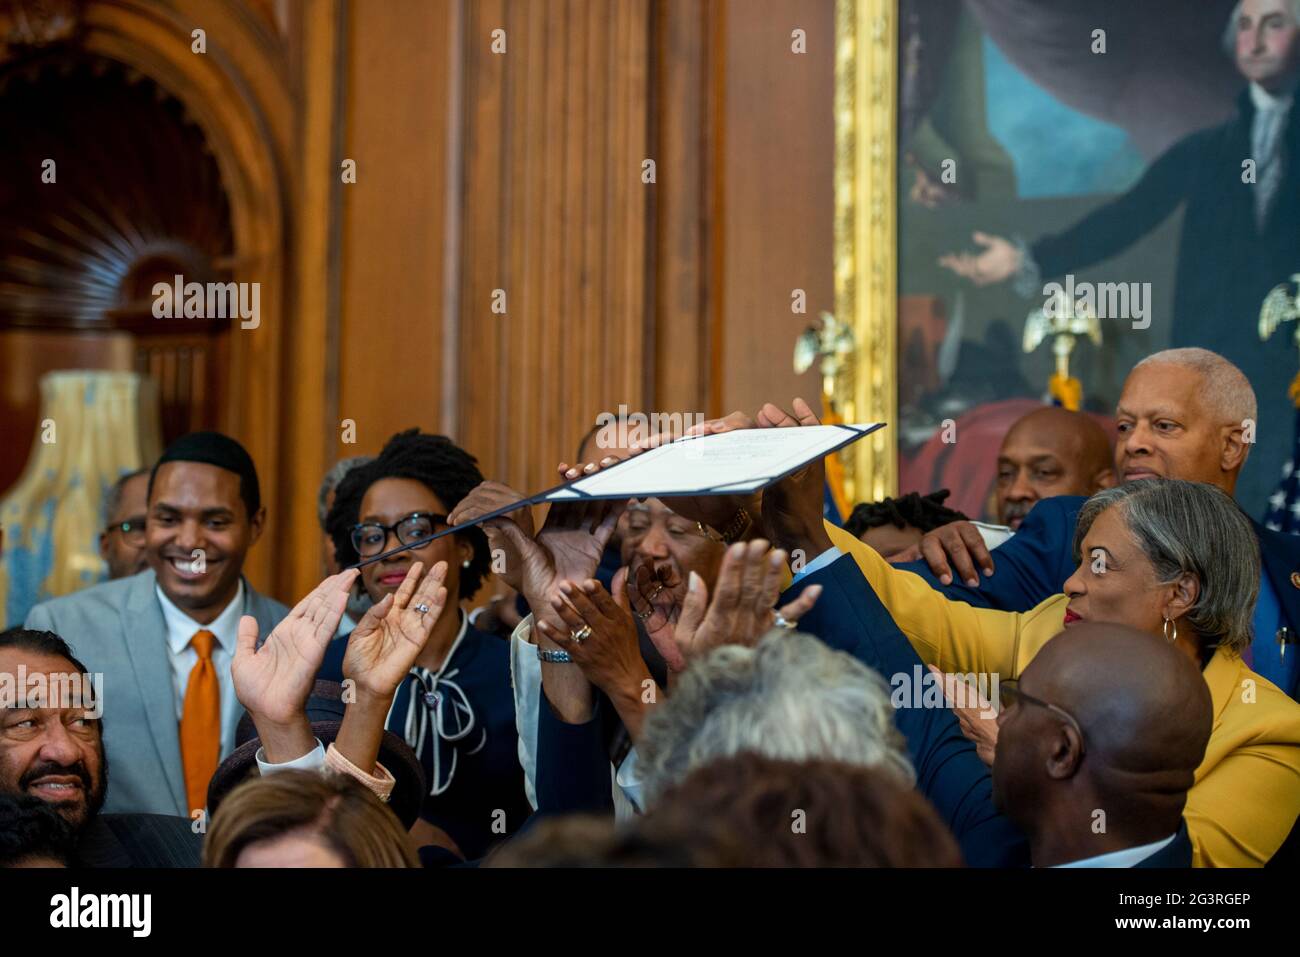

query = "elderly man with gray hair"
902;347;1300;701
636;630;914;805
608;625;1026;867
940;0;1300;512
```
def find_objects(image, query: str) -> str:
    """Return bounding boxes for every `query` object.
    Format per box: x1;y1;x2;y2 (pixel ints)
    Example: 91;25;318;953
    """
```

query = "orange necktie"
180;629;220;816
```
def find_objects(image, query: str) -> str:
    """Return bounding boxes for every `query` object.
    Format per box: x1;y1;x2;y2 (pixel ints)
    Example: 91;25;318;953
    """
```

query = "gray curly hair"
637;630;915;806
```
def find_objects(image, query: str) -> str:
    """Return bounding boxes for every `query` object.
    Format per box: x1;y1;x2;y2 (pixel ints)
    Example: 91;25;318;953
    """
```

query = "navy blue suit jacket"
898;495;1300;697
532;555;1032;866
1132;822;1193;868
786;555;1029;867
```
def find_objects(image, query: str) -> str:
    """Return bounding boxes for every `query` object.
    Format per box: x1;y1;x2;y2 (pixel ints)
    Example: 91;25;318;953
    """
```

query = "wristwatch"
537;647;573;663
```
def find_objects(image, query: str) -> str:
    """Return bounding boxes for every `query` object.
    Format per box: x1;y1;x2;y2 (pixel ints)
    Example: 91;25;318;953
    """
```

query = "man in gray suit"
26;432;288;819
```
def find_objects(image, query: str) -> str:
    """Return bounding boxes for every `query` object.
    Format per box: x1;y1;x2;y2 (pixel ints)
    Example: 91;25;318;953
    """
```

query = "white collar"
1052;832;1177;869
1251;81;1295;113
156;580;246;654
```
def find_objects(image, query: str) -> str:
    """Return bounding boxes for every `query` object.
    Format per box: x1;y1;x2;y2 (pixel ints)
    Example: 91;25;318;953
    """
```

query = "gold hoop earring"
1162;616;1177;644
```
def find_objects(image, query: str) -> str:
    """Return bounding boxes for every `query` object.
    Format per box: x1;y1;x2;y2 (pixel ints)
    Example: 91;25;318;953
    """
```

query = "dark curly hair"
844;489;968;539
0;794;77;867
325;430;491;600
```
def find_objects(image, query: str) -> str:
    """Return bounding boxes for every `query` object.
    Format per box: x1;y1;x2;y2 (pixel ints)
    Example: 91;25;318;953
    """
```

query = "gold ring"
570;625;593;643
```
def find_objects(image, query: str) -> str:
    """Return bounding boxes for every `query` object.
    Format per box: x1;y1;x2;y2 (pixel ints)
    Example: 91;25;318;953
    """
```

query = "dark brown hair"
647;753;964;867
490;755;964;868
203;771;419;868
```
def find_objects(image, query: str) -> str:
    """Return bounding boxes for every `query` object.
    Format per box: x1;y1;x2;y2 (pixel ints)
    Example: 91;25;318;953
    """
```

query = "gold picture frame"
834;0;897;504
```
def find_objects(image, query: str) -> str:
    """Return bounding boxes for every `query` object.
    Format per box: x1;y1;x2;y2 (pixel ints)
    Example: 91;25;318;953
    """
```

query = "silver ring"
773;613;795;630
570;625;593;644
634;607;654;622
414;603;430;614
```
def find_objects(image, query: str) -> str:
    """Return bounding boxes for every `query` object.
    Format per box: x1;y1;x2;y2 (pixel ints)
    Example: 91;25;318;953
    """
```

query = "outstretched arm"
785;553;1028;866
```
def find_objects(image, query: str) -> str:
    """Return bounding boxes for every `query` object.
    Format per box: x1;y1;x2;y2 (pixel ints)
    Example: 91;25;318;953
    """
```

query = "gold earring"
1162;616;1177;644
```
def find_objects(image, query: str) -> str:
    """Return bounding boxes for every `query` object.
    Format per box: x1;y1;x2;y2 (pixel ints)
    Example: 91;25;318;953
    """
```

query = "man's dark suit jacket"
1132;823;1193;869
533;554;1030;867
75;813;202;868
898;494;1300;699
784;554;1028;867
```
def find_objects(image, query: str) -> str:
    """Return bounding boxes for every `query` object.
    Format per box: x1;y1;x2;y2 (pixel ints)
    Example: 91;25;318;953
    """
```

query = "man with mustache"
902;348;1300;700
0;628;200;866
993;407;1113;530
26;432;288;817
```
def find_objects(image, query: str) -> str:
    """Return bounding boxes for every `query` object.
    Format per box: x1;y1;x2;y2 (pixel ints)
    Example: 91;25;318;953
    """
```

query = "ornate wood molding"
0;0;81;62
834;0;897;503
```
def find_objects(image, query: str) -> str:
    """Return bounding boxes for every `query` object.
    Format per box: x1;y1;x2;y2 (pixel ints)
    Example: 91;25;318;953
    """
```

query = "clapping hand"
344;561;449;704
448;482;535;592
537;566;659;738
663;539;821;671
448;475;622;623
536;567;650;699
233;569;358;728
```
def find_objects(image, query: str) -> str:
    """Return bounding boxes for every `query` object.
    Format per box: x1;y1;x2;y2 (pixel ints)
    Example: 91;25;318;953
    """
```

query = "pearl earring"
462;559;471;568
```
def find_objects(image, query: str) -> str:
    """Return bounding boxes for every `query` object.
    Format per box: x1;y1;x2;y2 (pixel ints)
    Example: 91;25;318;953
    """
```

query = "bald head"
995;407;1114;529
992;622;1211;865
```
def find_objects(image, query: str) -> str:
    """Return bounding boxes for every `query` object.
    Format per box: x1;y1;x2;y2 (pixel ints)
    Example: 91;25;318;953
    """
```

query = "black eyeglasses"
998;679;1087;756
350;512;448;558
105;518;147;545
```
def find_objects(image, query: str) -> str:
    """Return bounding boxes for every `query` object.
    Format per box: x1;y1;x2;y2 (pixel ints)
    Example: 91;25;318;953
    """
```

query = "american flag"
1264;409;1300;534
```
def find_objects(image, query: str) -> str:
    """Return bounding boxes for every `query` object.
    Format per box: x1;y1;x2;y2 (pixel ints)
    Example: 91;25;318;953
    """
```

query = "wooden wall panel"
652;0;715;417
458;0;652;492
336;0;455;457
716;0;830;416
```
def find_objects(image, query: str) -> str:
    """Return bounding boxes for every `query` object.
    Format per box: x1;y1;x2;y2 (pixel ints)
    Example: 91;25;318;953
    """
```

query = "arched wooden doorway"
0;0;295;595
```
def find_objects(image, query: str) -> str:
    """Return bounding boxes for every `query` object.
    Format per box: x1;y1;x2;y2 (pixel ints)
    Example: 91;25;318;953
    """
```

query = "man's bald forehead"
1000;407;1111;465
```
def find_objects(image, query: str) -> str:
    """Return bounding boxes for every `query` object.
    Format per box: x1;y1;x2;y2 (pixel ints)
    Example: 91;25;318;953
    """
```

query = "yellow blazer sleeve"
1184;663;1300;867
1184;739;1300;867
823;520;1064;679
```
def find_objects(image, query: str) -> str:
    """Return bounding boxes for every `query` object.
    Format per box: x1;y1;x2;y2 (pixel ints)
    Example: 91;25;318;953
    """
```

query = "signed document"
352;423;884;567
542;422;884;501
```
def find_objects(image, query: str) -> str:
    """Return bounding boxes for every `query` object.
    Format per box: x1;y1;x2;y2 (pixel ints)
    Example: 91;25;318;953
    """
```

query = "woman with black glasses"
320;429;529;861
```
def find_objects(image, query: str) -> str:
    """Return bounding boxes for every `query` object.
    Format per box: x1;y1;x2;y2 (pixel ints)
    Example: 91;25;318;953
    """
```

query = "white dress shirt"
1053;832;1177;868
156;581;245;761
1250;81;1294;227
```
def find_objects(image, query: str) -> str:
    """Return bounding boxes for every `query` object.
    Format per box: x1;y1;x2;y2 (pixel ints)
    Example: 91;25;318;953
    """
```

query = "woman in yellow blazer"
822;478;1300;867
